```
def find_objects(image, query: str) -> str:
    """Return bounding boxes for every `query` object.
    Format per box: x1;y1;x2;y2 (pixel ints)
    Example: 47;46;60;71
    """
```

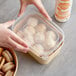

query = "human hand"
18;0;51;20
0;20;28;53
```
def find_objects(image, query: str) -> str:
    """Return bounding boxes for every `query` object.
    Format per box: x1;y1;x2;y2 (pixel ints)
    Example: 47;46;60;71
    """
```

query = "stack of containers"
55;0;73;22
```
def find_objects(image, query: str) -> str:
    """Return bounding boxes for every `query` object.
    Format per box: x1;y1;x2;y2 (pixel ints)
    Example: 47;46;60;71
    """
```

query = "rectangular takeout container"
12;9;64;64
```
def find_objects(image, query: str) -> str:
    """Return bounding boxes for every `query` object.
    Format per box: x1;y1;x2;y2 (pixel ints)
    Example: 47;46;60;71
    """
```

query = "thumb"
4;20;15;28
33;0;52;21
18;0;27;17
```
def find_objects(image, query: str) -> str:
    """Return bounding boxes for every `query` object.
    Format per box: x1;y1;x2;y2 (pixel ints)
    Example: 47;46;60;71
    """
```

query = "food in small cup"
0;47;17;76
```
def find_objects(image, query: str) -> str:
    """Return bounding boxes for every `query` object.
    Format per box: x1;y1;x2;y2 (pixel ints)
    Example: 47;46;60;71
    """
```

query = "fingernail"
23;44;28;48
23;48;29;53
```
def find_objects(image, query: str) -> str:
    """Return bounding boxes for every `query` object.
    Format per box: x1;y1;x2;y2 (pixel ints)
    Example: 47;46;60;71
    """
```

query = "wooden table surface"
0;0;76;76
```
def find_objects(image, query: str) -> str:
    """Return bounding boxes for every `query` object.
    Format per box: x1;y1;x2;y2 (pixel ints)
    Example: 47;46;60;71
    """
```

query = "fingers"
4;20;15;28
18;0;27;17
0;42;12;49
8;38;28;53
33;0;52;21
9;30;28;48
18;0;51;21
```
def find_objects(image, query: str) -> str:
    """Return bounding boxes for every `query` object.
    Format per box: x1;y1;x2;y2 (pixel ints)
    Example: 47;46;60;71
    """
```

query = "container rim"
12;9;64;59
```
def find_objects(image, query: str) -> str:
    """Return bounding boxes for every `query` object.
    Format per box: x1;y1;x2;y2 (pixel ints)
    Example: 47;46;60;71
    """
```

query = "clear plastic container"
12;9;64;64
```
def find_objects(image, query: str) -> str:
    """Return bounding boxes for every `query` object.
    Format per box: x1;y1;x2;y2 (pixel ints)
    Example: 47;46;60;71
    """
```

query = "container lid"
12;9;64;59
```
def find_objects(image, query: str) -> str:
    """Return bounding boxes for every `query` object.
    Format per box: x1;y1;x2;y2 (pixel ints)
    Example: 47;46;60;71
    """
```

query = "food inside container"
12;10;64;64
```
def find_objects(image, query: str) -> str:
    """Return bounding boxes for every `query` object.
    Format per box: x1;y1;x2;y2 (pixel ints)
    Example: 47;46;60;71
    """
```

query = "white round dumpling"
50;31;57;40
26;26;36;35
45;39;56;50
27;17;38;27
46;31;57;40
23;29;34;46
43;40;55;51
17;31;24;38
23;35;34;46
35;23;46;32
45;32;56;49
23;29;32;37
32;44;44;55
34;32;45;43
